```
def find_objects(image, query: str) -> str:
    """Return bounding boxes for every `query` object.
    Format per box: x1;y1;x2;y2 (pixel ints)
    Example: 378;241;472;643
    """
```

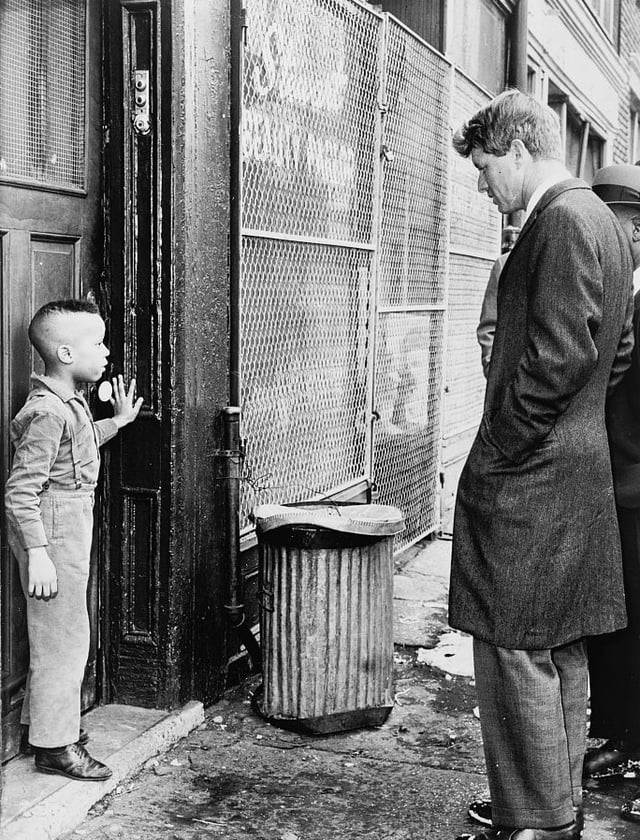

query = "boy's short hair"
29;299;101;362
452;89;562;161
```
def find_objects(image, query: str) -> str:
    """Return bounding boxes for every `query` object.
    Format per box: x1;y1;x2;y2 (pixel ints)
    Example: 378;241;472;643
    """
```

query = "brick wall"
615;0;640;162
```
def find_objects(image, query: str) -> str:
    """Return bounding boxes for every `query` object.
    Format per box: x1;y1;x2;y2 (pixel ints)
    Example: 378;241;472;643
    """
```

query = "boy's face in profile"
62;313;110;384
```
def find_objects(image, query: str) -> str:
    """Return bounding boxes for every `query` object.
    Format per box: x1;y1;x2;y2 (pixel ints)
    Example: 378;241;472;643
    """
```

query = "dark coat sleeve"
607;290;635;395
607;308;640;507
483;205;603;464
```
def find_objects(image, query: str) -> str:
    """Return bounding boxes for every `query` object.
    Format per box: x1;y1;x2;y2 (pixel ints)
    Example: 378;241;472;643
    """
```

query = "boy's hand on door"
26;547;58;599
110;375;143;429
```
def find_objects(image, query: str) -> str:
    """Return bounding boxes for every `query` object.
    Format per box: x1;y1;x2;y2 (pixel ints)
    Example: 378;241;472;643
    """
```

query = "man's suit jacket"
449;179;634;649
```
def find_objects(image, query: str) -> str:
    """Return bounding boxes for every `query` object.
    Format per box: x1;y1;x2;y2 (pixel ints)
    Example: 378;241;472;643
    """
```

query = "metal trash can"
252;501;404;735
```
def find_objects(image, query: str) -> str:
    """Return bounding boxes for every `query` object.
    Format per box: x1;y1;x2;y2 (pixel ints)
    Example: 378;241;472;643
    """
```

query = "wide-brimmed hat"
592;164;640;206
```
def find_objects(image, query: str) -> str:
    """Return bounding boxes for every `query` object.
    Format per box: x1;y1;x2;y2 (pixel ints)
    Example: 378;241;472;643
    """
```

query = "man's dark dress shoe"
35;742;112;781
468;803;584;835
456;825;580;840
583;739;640;777
21;726;89;755
468;799;492;826
621;792;640;823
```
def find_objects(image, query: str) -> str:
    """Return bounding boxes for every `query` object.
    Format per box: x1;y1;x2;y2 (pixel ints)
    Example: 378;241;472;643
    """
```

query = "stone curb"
1;700;204;840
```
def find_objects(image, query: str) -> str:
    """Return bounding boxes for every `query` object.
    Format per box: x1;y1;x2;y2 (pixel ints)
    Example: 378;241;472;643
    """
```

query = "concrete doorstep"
0;700;204;840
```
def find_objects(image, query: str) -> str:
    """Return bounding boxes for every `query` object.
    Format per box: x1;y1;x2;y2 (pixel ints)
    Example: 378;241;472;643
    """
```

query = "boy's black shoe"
20;726;89;756
35;742;112;781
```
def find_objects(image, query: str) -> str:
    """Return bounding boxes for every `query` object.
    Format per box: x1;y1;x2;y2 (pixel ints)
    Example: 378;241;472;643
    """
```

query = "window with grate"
631;108;640;164
374;0;446;52
0;0;86;190
446;0;507;95
548;86;604;182
583;0;617;40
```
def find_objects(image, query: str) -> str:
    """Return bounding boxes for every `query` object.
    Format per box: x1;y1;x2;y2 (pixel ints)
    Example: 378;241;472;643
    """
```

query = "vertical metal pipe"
508;0;528;229
225;4;261;668
229;0;245;407
508;0;528;93
578;121;590;180
222;405;261;668
223;405;242;622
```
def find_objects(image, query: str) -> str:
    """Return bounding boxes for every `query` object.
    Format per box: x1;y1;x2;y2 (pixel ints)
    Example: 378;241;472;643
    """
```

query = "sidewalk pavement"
3;536;640;839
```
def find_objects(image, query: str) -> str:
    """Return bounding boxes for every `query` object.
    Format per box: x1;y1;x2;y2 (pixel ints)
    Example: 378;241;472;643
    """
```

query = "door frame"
0;0;105;761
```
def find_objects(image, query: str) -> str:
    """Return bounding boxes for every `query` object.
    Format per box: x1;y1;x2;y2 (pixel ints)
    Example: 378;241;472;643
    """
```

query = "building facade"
1;0;640;766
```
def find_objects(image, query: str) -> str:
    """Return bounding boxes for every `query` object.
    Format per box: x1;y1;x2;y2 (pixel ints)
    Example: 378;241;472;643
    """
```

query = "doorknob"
132;69;151;136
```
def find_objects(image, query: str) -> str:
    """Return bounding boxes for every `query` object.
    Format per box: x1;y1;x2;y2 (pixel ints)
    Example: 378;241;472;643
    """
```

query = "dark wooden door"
0;0;104;761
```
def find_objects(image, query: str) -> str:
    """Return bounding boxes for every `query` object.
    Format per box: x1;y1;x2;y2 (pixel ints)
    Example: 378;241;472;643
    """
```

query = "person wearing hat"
583;163;640;823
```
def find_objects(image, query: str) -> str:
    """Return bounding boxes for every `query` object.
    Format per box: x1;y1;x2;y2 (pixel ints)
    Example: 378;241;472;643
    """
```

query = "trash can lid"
252;502;405;537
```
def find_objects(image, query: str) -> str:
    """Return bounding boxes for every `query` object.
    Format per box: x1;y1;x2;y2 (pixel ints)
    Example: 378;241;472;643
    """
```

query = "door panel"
103;0;166;707
0;0;103;762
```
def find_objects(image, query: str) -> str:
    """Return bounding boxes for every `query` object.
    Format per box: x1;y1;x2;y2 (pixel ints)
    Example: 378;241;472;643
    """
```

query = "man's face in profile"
471;146;522;215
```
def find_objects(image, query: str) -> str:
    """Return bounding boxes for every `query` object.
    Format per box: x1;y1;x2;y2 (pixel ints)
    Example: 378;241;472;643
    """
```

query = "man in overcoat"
585;164;640;822
449;90;634;840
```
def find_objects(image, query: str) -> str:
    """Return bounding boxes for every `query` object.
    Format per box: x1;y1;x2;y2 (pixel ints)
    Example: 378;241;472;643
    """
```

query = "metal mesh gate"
240;0;453;548
440;70;501;527
372;18;452;548
240;0;381;525
0;0;86;189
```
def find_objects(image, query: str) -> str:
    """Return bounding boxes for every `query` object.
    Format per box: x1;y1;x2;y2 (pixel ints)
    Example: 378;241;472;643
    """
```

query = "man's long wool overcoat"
449;179;634;650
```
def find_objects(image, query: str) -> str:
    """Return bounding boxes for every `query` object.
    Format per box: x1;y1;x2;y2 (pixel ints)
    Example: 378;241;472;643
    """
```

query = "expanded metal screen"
373;309;445;545
0;0;86;189
242;0;380;243
448;72;501;266
240;237;372;521
240;0;381;525
378;20;450;309
445;253;492;434
444;71;501;445
240;0;459;548
372;19;452;547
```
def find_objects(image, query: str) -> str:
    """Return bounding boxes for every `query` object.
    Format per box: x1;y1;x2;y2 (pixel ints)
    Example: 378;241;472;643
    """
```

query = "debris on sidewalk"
416;630;474;677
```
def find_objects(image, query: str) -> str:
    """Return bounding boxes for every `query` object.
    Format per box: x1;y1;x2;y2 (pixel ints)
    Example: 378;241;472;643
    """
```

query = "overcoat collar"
499;178;591;276
512;178;591;254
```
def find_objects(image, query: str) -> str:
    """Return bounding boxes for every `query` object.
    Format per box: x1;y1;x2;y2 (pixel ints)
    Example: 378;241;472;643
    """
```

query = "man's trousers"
473;638;588;829
10;488;94;749
588;505;640;740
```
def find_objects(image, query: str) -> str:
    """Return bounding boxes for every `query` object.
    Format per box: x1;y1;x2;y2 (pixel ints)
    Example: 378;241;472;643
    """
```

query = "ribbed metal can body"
260;536;394;721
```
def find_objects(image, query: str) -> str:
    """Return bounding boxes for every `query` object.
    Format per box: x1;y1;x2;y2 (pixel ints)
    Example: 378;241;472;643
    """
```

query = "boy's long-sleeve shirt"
5;374;118;550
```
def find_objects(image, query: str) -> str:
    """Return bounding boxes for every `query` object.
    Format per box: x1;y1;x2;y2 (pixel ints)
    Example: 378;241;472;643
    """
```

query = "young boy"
5;299;142;781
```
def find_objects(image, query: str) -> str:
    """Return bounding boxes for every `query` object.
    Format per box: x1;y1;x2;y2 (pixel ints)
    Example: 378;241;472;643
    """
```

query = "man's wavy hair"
452;89;562;161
